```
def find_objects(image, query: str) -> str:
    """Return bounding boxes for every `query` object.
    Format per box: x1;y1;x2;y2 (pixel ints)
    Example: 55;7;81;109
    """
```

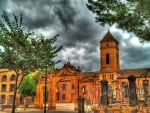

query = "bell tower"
100;31;120;74
99;31;120;103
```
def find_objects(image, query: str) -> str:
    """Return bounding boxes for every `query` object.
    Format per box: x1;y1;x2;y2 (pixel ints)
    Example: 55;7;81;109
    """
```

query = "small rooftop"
100;30;119;44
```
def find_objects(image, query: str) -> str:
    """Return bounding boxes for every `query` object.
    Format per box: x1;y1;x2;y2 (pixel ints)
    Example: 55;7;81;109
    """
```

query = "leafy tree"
19;73;36;97
87;0;150;41
0;11;62;113
19;73;36;109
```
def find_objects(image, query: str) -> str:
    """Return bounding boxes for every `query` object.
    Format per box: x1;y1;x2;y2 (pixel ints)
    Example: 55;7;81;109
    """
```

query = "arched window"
82;86;87;94
2;75;7;82
10;74;16;81
106;53;110;64
1;95;6;104
2;84;7;92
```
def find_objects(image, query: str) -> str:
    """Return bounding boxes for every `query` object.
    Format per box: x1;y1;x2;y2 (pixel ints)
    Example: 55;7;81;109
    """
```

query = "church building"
34;31;150;109
0;31;150;110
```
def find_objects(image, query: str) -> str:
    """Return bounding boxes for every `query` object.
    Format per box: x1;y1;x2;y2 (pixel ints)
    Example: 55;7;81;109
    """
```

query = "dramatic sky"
0;0;150;72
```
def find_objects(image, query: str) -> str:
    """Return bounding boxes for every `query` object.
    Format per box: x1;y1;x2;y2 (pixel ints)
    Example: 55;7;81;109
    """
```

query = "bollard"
78;96;85;113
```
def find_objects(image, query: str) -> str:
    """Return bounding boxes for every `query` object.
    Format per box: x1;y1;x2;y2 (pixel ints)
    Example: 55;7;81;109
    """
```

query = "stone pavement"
0;108;78;113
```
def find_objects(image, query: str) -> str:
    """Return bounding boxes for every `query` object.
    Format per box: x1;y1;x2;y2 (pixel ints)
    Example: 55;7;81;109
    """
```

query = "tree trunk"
11;75;19;113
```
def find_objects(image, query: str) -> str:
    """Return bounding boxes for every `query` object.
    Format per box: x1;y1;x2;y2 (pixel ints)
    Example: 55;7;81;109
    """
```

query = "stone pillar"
128;75;137;106
51;81;56;109
100;80;109;105
74;79;79;111
48;81;53;110
143;80;149;106
39;86;44;109
78;96;85;113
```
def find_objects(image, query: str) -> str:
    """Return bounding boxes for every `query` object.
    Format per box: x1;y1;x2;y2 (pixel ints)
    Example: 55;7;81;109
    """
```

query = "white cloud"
130;37;141;46
33;27;57;38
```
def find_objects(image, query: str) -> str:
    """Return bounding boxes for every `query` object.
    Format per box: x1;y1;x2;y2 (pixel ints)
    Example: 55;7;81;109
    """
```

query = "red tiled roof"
100;31;118;44
118;68;150;79
80;71;99;82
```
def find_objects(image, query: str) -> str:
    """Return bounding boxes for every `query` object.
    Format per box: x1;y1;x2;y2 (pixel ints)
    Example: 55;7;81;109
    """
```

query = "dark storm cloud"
60;18;101;47
7;0;55;28
1;0;150;71
112;30;150;69
121;45;150;69
11;0;77;30
7;0;102;71
53;0;77;29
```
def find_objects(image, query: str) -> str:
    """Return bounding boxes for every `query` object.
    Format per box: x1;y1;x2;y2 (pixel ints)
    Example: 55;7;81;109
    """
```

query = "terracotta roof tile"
80;71;99;82
100;31;118;43
118;68;150;79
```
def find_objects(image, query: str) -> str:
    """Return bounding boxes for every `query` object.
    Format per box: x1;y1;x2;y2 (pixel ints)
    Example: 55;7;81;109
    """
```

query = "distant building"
0;69;21;105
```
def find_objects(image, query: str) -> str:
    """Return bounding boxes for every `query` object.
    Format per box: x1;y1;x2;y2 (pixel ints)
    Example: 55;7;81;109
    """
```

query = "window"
82;86;86;93
10;74;16;81
2;75;7;82
8;95;13;104
106;53;110;64
102;75;106;79
1;95;6;104
2;84;6;92
82;86;88;94
117;53;119;65
110;74;114;80
123;84;128;98
9;84;15;92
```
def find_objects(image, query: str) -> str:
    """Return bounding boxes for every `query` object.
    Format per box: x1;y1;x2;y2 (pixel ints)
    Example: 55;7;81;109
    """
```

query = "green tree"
19;73;36;109
19;74;36;97
87;0;150;41
0;11;62;113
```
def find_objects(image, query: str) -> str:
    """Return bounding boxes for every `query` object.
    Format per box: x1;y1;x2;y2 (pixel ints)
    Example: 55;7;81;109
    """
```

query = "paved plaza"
1;109;78;113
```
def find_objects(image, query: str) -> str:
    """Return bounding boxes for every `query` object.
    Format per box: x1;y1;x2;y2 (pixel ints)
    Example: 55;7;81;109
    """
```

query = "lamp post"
44;65;48;113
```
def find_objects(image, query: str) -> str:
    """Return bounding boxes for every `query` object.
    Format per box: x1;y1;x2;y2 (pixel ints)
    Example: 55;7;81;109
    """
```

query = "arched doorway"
55;80;75;103
55;80;76;111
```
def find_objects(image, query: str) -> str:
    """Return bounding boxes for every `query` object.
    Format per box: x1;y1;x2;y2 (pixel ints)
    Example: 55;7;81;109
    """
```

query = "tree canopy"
19;73;36;97
0;11;62;113
87;0;150;41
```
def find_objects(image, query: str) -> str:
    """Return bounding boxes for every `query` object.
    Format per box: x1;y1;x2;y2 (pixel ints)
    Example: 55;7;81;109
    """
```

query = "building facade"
0;31;150;110
0;69;21;105
35;31;150;109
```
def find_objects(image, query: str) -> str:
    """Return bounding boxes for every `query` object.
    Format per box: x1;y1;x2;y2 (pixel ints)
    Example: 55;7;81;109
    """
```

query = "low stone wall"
92;105;150;113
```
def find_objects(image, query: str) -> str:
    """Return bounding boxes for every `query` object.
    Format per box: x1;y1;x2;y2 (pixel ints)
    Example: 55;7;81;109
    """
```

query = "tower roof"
100;31;119;44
